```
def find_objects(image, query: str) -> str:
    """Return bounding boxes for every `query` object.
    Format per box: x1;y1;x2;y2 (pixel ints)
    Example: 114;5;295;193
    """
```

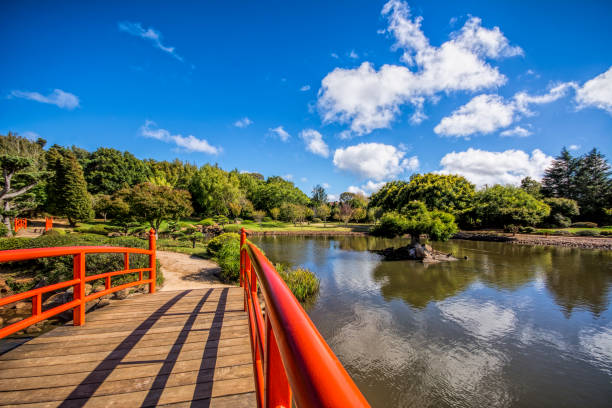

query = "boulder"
14;302;32;312
6;317;22;325
414;245;426;259
113;288;130;300
0;279;10;295
84;284;93;296
25;325;42;334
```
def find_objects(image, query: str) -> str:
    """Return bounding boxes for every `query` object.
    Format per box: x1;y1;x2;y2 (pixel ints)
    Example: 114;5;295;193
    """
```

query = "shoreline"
245;229;367;236
452;231;612;250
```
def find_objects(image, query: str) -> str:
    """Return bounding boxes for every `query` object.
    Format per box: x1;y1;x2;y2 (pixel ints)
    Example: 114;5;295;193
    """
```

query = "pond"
250;235;612;408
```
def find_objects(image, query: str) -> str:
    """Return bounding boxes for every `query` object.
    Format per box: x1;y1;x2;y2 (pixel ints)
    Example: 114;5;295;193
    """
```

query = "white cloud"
10;89;79;110
118;21;183;62
349;50;359;59
233;117;253;128
268;126;290;142
575;66;612;114
500;126;532;137
322;183;330;189
435;94;514;137
438;147;553;186
317;1;521;135
300;129;329;158
140;120;220;154
438;299;517;341
331;53;339;59
22;131;40;140
579;326;612;374
348;180;387;196
333;142;418;181
568;144;581;151
328;193;339;201
282;174;293;180
435;83;575;137
300;177;308;182
300;85;311;91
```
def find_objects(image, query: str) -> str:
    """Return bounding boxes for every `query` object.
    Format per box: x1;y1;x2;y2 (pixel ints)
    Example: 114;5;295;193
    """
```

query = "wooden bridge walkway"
0;287;256;407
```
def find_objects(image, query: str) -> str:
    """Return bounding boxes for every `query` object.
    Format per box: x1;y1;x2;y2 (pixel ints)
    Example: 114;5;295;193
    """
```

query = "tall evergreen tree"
573;148;612;222
46;147;93;226
542;147;576;198
311;184;328;206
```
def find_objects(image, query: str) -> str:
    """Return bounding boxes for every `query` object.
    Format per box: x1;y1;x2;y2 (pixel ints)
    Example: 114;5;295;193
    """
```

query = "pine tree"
573;148;612;222
46;147;93;226
542;147;577;198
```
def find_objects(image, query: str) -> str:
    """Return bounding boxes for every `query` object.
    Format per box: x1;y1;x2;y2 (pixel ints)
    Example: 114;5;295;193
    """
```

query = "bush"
312;217;322;223
223;224;242;233
197;218;216;227
576;229;599;236
0;223;8;237
207;232;240;256
370;212;408;238
217;239;241;283
263;217;272;222
276;264;320;302
504;224;519;234
570;222;598;228
519;226;536;233
551;213;571;228
74;225;109;235
599;230;612;236
43;228;66;236
241;219;255;224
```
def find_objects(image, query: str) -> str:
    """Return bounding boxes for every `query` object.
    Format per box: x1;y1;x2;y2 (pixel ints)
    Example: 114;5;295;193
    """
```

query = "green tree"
189;165;243;216
269;207;280;220
47;147;94;226
92;194;113;222
0;132;47;233
146;159;197;190
123;183;193;234
85;148;150;195
311;184;328;206
353;207;367;223
572;148;611;222
473;185;550;227
315;204;331;226
371;201;458;243
520;176;542;198
251;176;310;212
542;147;576;198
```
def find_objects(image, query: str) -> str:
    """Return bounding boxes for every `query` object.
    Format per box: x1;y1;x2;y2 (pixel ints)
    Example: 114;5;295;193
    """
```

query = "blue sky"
1;0;611;199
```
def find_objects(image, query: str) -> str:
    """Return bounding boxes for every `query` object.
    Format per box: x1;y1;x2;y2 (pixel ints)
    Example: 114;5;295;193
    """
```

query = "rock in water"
373;243;459;263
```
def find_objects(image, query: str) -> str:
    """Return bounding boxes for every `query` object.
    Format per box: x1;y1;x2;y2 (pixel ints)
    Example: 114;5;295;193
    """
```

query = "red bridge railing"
240;228;370;408
0;229;156;339
45;217;53;232
14;218;27;233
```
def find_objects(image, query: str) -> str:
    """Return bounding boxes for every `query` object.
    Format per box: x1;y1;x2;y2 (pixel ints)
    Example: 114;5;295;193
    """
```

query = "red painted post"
73;252;86;325
265;317;292;407
32;293;42;317
149;228;156;294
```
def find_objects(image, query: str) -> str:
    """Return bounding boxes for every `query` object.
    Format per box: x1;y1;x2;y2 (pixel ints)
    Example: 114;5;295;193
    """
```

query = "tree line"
0;132;610;238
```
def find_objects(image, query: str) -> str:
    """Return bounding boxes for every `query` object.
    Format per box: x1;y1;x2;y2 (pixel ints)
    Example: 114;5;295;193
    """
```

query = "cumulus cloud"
234;117;253;128
349;50;359;59
22;131;40;140
435;83;575;137
268;126;290;142
438;299;517;341
575;66;612;114
300;85;311;91
333;142;418;181
118;21;183;62
568;144;581;151
438;147;553;186
318;0;521;135
500;126;532;137
10;89;80;110
348;180;387;196
322;183;330;189
140;120;220;154
299;129;329;157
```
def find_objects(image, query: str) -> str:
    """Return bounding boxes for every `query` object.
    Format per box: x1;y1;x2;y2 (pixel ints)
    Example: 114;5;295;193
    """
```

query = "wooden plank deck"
0;287;256;407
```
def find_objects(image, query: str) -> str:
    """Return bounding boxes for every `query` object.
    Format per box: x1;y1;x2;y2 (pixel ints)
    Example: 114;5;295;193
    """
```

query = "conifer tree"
573;148;612;221
542;147;576;198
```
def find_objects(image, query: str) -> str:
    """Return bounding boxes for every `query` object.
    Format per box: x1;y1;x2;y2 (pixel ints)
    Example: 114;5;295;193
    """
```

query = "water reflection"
252;236;612;407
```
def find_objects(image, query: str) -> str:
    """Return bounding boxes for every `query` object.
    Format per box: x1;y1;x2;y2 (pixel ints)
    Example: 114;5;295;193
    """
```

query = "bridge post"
73;252;86;325
149;228;156;294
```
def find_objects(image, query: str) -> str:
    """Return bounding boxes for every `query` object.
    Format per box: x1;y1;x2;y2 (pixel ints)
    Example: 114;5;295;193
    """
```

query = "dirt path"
156;250;232;291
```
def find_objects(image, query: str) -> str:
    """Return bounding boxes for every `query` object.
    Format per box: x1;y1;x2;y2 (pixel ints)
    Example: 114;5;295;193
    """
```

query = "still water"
251;236;612;408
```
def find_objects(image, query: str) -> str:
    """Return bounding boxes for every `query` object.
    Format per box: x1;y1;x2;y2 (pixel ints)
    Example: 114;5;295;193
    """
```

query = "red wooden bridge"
0;228;370;407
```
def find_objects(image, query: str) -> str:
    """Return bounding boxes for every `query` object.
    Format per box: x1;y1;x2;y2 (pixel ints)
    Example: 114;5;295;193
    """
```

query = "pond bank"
245;229;367;236
453;231;612;250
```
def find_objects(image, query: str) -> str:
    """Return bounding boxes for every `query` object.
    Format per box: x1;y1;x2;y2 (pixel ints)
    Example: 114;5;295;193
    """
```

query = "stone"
84;284;93;296
0;317;3;326
0;279;10;295
113;288;130;300
15;302;32;311
7;317;21;325
414;245;425;259
25;325;42;334
93;285;105;293
424;244;433;252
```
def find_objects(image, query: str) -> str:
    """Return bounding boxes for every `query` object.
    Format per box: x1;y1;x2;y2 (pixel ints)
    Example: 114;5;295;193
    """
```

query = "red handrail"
240;228;370;408
14;218;27;233
0;229;157;339
45;217;53;232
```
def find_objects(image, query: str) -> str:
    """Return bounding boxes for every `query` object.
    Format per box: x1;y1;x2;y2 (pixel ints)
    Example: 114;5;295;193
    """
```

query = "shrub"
519;226;536;233
241;219;255;224
312;217;322;223
223;224;242;233
576;229;599;236
543;197;580;218
197;218;216;227
217;239;240;283
599;230;612;236
0;223;8;237
570;222;598;228
74;225;109;235
207;232;240;256
551;213;571;228
263;216;272;222
370;212;408;238
43;228;66;236
213;215;230;225
504;224;519;234
275;264;320;302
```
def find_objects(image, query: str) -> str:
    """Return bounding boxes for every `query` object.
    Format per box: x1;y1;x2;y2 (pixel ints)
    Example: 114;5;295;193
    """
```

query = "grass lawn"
532;226;612;235
235;221;372;233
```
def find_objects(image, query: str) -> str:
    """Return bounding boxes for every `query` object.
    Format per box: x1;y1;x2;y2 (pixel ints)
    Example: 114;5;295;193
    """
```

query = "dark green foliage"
207;232;240;256
520;177;542;198
576;229;599;236
46;147;94;226
572;149;612;222
551;213;571;228
542;147;576;198
371;201;458;242
250;176;310;212
570;222;598;228
189;165;244;216
85;148;150;195
543;198;579;218
311;185;328;206
472;185;550;227
0;223;8;237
